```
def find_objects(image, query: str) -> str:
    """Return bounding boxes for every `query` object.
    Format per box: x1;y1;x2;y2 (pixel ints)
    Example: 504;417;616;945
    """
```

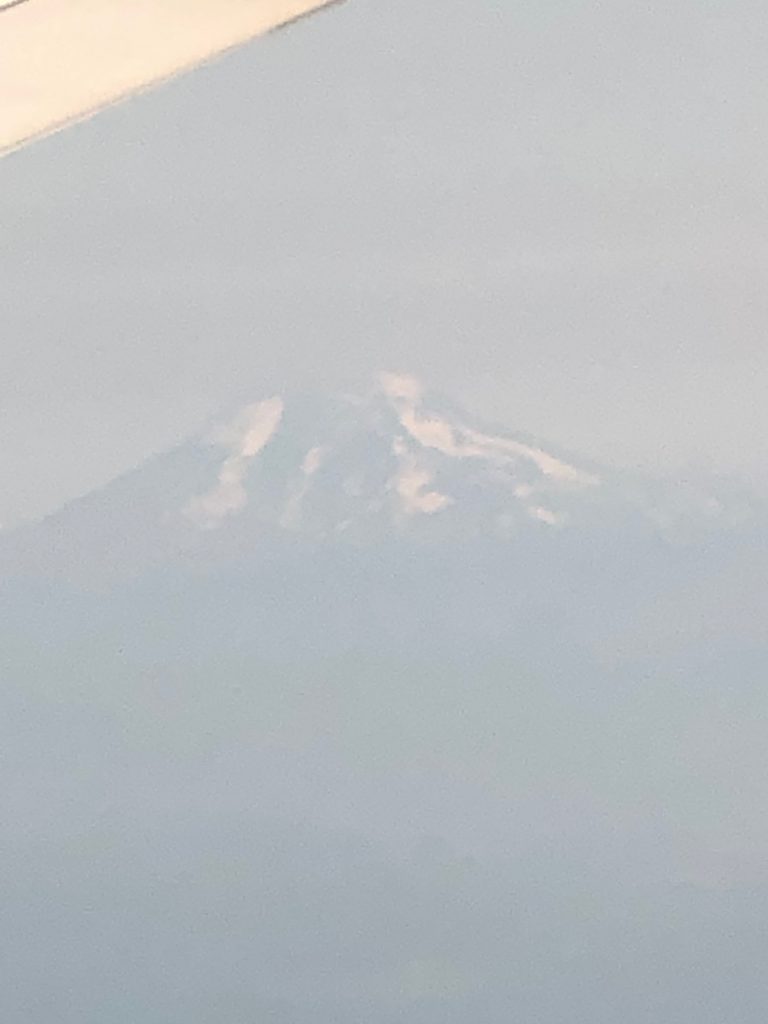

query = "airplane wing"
0;0;344;157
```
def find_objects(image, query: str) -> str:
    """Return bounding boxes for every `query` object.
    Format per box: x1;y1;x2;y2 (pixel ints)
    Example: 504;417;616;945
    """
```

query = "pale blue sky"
2;0;767;525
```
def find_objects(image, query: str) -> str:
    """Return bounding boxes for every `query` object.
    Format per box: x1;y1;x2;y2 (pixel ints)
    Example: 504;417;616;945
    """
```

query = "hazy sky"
2;0;768;526
3;7;768;1018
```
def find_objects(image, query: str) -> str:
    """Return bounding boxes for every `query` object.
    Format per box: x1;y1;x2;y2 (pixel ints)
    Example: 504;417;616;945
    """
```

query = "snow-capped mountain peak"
1;372;754;583
176;372;601;539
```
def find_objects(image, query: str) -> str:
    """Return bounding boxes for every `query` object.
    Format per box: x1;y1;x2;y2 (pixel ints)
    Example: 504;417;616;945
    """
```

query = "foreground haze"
2;377;767;1021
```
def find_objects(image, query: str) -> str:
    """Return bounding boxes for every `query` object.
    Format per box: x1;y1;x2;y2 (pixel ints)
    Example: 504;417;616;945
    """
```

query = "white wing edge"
0;0;346;158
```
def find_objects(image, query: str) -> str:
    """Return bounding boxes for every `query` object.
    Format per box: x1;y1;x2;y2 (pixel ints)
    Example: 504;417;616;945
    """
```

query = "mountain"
2;368;763;673
1;374;767;1023
0;372;755;583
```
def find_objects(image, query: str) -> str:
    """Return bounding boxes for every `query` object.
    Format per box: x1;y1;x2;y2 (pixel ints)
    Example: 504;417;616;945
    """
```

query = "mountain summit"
183;371;600;537
0;372;749;581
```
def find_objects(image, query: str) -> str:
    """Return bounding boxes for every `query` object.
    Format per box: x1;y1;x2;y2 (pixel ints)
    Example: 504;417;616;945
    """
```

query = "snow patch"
379;371;424;404
281;446;329;530
185;397;283;529
302;446;326;477
529;506;561;527
381;373;598;487
391;440;453;517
